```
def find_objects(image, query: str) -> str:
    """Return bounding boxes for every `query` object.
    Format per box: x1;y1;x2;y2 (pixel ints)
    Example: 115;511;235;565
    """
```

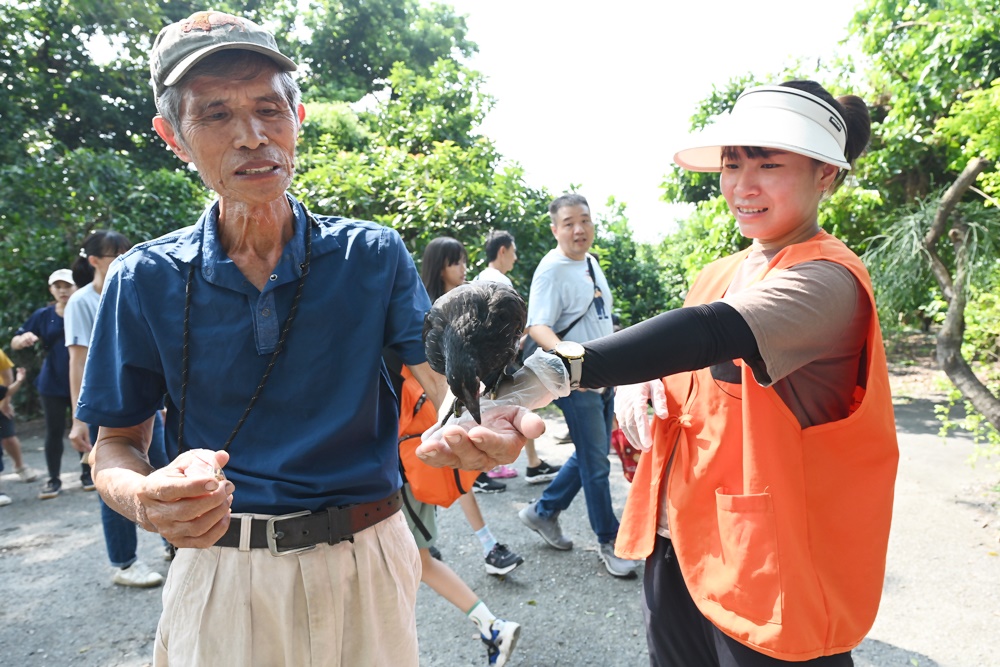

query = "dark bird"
423;282;528;424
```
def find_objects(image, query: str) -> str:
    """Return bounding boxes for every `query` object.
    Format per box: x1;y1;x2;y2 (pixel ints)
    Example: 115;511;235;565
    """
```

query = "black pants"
644;535;854;667
40;394;81;481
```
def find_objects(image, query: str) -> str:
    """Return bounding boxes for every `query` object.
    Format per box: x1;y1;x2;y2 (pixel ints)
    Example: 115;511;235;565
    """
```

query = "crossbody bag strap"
555;255;599;339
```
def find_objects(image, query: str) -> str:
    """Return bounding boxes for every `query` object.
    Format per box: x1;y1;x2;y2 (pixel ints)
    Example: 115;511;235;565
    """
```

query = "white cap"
48;269;73;285
673;85;850;172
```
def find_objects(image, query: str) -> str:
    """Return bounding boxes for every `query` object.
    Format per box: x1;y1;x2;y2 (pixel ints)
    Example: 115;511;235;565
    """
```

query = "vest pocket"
704;488;783;625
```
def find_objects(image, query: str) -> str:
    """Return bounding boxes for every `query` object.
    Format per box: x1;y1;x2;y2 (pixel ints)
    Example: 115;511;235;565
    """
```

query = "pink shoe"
487;465;518;479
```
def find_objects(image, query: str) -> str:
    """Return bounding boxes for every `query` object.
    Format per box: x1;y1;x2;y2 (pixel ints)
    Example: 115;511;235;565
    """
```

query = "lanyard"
177;215;316;454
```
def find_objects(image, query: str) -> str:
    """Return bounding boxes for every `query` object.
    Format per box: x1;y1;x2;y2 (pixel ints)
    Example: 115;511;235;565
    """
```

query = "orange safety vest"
616;231;899;661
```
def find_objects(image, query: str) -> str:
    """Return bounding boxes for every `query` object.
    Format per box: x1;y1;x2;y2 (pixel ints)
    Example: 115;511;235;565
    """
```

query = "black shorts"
0;411;15;439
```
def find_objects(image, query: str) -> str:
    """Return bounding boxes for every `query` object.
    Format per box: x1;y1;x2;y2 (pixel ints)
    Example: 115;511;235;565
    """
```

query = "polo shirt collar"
167;194;313;279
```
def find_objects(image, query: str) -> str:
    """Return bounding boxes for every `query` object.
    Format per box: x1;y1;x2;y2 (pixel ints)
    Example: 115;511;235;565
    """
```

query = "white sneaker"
16;466;39;483
112;560;164;588
482;618;520;666
0;493;11;507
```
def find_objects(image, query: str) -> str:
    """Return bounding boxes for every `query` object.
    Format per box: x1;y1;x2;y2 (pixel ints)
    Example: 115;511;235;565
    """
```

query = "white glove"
514;348;573;406
426;348;571;441
614;379;669;452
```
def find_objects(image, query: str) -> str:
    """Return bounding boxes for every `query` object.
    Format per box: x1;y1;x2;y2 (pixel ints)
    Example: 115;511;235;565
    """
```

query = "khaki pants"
155;511;420;666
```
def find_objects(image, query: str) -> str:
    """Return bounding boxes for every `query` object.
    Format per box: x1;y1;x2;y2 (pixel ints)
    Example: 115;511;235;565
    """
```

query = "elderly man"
80;11;532;666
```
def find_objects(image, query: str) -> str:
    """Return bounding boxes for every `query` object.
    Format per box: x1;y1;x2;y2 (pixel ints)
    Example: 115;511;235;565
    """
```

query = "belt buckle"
266;510;316;556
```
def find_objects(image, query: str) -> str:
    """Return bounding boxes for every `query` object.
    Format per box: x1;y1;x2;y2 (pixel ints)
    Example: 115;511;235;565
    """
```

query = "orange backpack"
397;367;480;508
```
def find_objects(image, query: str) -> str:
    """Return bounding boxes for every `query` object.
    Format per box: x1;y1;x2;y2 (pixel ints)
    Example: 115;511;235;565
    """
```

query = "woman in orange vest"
422;80;899;666
595;81;898;665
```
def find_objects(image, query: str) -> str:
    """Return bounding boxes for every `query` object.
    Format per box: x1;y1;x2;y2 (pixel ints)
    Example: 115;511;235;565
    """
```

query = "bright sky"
443;0;861;243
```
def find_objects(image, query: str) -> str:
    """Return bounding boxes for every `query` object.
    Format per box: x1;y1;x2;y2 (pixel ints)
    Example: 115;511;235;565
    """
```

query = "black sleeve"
580;301;764;388
0;386;6;400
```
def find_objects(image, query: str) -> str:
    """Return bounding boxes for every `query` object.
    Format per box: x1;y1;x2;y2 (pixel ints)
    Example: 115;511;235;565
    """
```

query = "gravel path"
1;347;997;666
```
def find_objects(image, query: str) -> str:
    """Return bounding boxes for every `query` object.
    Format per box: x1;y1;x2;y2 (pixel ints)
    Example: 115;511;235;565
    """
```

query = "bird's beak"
458;381;482;425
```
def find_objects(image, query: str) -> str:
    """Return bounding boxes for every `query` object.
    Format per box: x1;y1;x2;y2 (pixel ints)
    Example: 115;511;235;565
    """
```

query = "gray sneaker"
598;541;639;578
518;501;573;550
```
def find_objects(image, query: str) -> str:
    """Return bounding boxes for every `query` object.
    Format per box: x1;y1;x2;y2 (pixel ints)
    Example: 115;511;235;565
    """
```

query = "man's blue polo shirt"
77;196;430;514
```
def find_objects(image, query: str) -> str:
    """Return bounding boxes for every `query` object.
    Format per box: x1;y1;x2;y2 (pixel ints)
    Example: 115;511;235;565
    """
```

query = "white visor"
673;85;851;172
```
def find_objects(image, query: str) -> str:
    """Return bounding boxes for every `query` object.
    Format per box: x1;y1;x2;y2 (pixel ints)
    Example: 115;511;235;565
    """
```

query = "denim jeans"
536;388;619;544
92;413;167;568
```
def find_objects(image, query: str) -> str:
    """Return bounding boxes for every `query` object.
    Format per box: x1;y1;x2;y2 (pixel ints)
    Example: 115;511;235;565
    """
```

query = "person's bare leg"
419;547;479;612
523;439;541;468
1;436;26;469
458;492;486;532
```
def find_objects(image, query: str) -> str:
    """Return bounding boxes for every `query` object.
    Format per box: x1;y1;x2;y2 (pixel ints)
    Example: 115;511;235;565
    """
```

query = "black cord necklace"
177;214;315;454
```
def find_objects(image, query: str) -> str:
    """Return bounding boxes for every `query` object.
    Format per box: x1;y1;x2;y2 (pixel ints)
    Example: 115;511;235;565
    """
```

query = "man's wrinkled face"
157;65;303;206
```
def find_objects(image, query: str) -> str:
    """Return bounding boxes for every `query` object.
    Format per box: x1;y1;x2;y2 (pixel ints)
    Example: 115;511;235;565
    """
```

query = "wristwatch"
550;340;585;390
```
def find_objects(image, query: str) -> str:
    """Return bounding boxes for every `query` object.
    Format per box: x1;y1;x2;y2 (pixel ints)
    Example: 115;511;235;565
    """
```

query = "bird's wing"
475;285;527;388
422;308;449;376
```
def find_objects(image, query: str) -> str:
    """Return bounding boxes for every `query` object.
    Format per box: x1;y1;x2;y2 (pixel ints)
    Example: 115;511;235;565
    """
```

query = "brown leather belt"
215;491;402;556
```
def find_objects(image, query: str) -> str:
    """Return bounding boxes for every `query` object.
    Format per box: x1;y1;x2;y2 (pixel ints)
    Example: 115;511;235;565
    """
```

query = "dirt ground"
1;333;998;666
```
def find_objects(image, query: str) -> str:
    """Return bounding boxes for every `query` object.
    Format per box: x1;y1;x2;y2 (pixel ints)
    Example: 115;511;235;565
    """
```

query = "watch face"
556;341;585;359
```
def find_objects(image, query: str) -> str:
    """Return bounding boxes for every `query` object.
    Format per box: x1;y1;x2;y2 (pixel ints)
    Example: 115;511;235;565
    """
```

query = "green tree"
0;0;484;314
0;0;172;168
657;0;1000;451
592;198;681;326
295;60;553;288
850;0;1000;206
848;0;1000;446
284;0;476;102
368;59;490;154
0;148;206;413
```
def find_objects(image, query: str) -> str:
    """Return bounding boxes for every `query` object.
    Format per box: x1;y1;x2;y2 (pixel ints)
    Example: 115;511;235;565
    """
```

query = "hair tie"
79;248;87;258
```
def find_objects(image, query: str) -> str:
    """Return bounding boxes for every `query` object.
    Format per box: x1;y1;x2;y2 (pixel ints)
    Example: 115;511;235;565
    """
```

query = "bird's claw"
484;373;507;401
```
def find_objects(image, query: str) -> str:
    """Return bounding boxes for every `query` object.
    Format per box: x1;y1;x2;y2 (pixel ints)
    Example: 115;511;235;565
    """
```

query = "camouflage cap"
150;10;297;101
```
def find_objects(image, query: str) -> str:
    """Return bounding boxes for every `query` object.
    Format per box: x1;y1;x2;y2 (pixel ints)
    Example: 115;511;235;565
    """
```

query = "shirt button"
262;308;271;317
205;267;213;276
269;274;277;281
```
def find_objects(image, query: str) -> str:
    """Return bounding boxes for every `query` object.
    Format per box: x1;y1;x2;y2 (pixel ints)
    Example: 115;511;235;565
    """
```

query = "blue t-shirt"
77;196;430;513
15;304;71;397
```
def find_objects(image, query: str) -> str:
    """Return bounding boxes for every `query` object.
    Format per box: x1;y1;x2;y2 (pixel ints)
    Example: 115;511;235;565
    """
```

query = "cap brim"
163;42;298;88
673;107;851;172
